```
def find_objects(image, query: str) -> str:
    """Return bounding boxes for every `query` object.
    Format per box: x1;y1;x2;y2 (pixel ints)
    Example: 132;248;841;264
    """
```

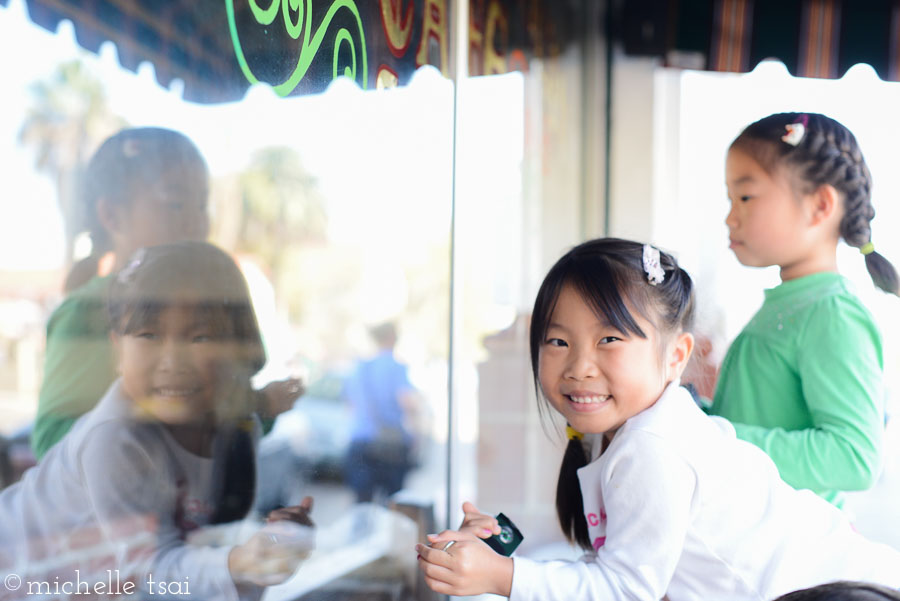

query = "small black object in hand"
484;513;524;556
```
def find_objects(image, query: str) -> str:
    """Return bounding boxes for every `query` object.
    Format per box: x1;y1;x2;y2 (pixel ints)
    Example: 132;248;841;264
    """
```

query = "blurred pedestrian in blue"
343;323;418;504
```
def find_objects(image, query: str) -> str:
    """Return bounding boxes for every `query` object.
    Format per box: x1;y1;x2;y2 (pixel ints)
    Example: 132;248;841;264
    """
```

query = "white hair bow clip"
117;247;146;284
781;122;805;146
642;244;665;286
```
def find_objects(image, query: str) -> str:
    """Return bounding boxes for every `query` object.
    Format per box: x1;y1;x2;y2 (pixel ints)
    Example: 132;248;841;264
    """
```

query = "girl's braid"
794;115;873;248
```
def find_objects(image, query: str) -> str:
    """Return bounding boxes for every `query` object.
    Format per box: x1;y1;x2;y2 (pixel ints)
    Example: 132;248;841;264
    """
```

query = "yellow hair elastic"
566;426;584;440
860;242;875;256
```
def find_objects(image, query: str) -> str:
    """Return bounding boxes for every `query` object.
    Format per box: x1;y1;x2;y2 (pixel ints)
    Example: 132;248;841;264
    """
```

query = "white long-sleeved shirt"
510;382;900;601
0;380;258;601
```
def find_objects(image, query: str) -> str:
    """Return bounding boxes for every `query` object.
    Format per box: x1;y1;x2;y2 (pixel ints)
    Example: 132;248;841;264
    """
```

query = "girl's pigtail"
655;253;696;334
210;421;257;524
772;113;898;297
863;247;900;296
556;435;591;551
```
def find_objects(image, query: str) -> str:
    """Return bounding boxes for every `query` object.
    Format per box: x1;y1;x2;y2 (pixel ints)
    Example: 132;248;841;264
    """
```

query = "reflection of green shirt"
33;275;116;460
711;272;884;508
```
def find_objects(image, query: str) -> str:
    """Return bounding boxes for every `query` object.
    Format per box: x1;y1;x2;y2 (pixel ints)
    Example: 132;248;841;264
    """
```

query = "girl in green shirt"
712;112;899;507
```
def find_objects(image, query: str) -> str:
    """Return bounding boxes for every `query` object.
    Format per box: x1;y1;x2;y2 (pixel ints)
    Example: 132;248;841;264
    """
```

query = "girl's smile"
154;386;201;397
563;392;612;411
145;384;204;417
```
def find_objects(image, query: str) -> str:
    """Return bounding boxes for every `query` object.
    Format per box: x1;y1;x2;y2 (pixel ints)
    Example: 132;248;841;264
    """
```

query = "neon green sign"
226;0;368;95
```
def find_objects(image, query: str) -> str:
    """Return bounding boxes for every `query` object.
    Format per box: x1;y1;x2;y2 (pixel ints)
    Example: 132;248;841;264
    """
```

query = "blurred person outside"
343;322;421;504
32;126;301;460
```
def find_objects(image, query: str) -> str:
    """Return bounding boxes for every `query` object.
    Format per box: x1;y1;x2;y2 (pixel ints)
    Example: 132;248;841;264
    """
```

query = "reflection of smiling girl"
418;238;900;600
115;305;240;450
1;242;312;599
33;127;302;462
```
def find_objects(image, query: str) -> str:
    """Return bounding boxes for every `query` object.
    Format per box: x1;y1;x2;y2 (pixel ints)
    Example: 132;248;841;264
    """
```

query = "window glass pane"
454;51;591;561
0;1;596;597
0;2;451;598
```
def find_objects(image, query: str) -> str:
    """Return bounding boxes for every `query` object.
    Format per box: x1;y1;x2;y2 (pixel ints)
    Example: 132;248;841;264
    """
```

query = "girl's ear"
96;195;124;234
807;184;841;227
666;332;694;381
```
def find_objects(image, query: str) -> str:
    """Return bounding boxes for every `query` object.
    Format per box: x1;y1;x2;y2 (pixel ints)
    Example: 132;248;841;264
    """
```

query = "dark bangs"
112;299;265;374
731;135;785;176
107;242;267;375
569;266;648;339
529;242;652;377
730;112;811;188
116;301;232;337
114;299;162;336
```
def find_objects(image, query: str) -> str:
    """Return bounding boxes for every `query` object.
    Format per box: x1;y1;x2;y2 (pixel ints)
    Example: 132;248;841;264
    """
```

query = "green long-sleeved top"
33;275;117;460
710;272;884;507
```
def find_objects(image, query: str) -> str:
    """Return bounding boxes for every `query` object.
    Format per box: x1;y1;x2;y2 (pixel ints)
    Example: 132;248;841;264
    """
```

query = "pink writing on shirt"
586;510;607;527
593;536;606;550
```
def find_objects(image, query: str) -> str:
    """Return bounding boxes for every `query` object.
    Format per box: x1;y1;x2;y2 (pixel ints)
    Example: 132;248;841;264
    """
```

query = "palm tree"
235;146;327;277
19;59;126;268
209;145;327;322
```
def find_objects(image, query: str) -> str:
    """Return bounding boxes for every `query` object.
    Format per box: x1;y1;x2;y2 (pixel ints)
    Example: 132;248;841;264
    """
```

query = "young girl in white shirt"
417;237;900;600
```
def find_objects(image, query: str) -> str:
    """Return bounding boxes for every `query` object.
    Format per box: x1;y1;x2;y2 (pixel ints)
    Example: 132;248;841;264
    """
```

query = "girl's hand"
259;378;304;418
228;529;306;587
228;497;316;587
267;496;315;528
424;501;499;548
457;501;502;539
416;535;513;597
